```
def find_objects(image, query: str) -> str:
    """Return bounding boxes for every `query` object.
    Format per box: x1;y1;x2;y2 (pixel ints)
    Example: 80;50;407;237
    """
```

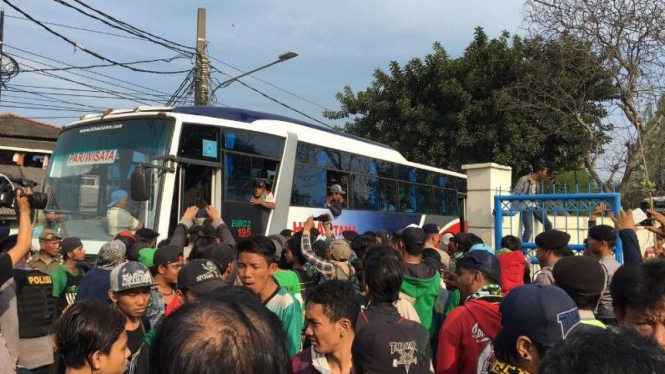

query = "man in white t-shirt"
107;189;141;236
249;180;276;210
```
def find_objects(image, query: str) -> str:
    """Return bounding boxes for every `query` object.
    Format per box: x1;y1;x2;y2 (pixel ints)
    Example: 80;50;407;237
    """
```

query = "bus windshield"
36;118;173;252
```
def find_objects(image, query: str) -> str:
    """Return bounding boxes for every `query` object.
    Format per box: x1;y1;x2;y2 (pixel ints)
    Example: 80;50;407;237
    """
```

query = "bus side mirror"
130;168;150;201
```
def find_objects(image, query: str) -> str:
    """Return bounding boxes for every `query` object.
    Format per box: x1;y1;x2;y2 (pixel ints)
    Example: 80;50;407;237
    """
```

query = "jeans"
521;210;553;242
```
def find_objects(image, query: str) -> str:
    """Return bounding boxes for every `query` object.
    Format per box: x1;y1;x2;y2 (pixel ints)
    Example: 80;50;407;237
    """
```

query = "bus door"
167;163;222;236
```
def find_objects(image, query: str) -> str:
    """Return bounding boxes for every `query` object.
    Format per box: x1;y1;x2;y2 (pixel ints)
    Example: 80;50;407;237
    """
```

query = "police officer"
28;229;62;275
533;230;572;285
14;249;58;372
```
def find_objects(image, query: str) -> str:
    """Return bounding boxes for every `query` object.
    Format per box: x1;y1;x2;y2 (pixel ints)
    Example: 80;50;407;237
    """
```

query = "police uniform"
533;230;571;286
28;229;62;275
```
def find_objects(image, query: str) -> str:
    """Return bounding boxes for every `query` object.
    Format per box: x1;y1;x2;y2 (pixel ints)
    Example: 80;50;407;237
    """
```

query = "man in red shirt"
436;250;503;374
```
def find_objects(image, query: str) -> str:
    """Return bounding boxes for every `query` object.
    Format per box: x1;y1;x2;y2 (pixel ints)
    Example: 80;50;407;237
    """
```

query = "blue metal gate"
493;192;623;263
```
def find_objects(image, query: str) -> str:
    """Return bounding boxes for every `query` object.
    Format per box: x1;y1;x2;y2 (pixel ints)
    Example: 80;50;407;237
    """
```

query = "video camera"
313;213;332;222
0;173;48;210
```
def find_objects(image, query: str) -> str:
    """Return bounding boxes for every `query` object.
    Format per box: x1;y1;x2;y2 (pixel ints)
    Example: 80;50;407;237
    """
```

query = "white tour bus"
34;106;467;254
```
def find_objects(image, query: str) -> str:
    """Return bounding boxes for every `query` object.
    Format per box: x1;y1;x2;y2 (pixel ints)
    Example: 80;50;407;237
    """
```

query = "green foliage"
325;28;616;178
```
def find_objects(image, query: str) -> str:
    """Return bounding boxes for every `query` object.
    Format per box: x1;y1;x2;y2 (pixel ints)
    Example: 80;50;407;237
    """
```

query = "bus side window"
291;166;327;207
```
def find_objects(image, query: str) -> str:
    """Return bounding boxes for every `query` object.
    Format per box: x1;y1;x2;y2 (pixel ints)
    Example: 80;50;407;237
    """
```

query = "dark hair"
189;236;217;261
236;236;276;264
560;289;600;311
312;240;330;259
362;231;377;243
115;235;138;262
279;229;293;238
286;233;307;266
458;233;484;253
362;250;403;304
365;243;403;262
500;235;522;251
150;290;291;374
351;235;374;260
200;218;218;239
157;239;170;249
55;302;126;369
540;328;665;374
551;246;574;257
532;161;547;173
422;248;441;262
610;260;665;315
493;329;548;367
306;280;361;329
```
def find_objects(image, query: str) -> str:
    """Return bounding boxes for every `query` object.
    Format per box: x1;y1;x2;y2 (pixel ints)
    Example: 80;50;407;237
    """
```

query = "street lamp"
208;51;298;99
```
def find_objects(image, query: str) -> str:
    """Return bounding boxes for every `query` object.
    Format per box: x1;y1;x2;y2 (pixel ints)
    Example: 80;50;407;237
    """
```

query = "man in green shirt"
238;236;302;358
51;237;86;314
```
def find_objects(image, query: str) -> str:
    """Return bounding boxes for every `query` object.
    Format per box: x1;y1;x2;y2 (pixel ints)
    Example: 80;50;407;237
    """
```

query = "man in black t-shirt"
108;261;154;371
51;237;86;313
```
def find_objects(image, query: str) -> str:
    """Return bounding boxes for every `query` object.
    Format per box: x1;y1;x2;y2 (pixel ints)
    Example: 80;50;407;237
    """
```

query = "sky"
1;0;526;128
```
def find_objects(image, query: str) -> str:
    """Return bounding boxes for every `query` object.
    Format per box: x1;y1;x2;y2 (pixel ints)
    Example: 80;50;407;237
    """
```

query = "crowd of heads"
5;190;665;374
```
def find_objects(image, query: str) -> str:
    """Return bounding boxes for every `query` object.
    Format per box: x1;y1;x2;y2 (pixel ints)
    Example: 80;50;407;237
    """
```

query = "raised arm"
206;205;236;246
170;206;199;250
8;189;33;266
301;216;335;278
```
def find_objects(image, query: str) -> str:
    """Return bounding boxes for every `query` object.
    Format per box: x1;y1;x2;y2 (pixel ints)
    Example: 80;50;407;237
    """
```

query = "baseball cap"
138;248;157;268
329;184;346;194
422;223;440;235
588;224;617;242
500;284;581;347
177;259;226;295
552;255;606;295
401;227;426;248
201;243;235;274
60;237;83;254
117;231;136;241
535;230;571;249
330;240;353;261
254;180;267;188
469;243;496;255
459;250;501;281
352;320;430;374
153;245;183;267
135;228;159;241
107;189;129;208
39;229;61;241
109;261;154;292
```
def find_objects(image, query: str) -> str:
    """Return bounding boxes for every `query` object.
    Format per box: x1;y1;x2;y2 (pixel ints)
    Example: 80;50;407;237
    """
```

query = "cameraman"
0;189;32;287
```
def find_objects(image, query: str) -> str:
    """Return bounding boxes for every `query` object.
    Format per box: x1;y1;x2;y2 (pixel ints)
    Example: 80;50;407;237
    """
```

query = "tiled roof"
0;165;47;218
0;113;61;140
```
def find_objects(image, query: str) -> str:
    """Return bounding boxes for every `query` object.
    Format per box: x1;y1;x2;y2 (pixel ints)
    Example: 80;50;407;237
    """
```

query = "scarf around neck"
490;358;531;374
466;283;503;303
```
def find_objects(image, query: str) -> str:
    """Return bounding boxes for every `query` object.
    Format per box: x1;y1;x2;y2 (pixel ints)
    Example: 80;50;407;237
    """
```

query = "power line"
2;0;191;74
21;55;189;74
52;0;194;56
7;85;103;110
6;14;147;41
5;83;170;98
209;65;332;127
0;104;99;112
6;45;178;97
208;54;332;111
69;0;194;52
4;87;163;100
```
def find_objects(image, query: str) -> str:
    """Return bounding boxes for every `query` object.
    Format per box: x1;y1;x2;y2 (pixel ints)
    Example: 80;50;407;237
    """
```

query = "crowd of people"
1;186;665;374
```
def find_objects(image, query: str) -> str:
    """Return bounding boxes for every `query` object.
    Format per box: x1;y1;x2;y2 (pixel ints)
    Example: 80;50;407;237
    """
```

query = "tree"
325;28;612;178
523;0;665;194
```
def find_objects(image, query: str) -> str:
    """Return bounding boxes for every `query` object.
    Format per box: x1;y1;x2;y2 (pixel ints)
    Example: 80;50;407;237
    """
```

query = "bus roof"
172;106;396;151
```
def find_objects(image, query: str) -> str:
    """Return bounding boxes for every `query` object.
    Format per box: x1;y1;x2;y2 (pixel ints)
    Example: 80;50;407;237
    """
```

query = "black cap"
61;237;83;254
342;230;359;242
201;243;235;274
177;259;226;295
459;250;501;281
500;284;581;347
352;320;430;374
254;180;266;188
401;227;426;248
422;223;439;235
153;245;183;267
135;228;159;241
588;225;617;242
552;255;605;295
535;230;571;250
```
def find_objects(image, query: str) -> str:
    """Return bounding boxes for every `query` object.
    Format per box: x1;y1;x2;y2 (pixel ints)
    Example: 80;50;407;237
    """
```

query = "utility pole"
194;7;209;106
0;8;5;106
